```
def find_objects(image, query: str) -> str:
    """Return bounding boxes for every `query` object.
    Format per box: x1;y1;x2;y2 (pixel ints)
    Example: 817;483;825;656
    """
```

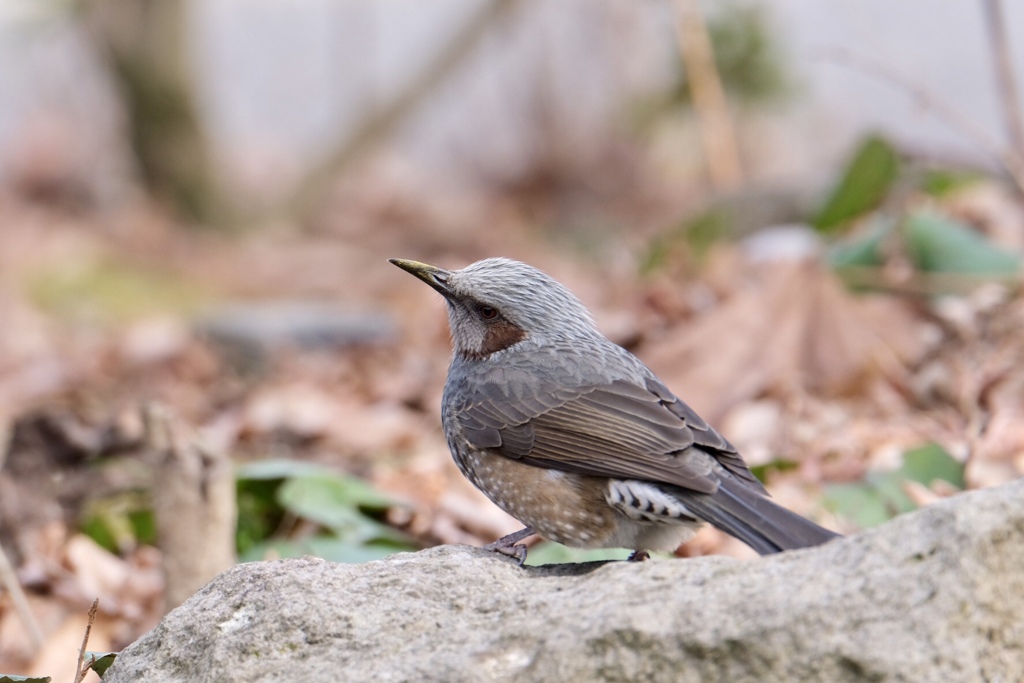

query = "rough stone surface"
106;480;1024;683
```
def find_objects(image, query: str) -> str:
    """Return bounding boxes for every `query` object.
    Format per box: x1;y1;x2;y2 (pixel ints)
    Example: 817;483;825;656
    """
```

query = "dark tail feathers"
674;477;840;555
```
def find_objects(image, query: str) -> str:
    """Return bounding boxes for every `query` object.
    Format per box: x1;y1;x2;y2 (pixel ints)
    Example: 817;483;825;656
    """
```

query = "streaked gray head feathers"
391;256;601;359
451;258;595;330
446;258;600;358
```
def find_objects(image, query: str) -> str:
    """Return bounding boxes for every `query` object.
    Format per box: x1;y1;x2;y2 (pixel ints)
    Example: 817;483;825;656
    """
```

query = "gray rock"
105;480;1024;683
195;302;397;373
197;302;397;348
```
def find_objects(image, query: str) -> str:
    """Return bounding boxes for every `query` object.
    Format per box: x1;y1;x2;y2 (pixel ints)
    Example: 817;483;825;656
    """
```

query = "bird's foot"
627;550;650;562
482;527;535;566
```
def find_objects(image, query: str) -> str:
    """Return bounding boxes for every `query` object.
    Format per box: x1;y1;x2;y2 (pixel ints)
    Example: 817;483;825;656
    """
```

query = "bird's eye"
477;305;498;320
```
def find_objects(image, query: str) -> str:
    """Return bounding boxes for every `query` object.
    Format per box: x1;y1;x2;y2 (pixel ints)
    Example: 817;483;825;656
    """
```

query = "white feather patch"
606;480;698;524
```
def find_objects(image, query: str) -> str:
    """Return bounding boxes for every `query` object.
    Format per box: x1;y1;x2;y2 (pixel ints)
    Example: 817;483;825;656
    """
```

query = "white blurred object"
1;0;1022;201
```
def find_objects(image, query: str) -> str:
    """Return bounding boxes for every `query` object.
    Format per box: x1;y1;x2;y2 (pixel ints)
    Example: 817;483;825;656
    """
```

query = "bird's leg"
482;527;535;566
627;550;650;562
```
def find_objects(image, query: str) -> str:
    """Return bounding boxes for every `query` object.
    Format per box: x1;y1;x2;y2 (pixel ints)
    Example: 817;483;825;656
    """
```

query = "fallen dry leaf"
61;535;131;610
642;259;925;423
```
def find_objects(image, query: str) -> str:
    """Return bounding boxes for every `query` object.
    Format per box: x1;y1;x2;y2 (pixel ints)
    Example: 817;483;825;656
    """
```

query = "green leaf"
0;676;52;683
867;471;917;516
80;493;156;554
823;470;916;528
824;442;965;528
900;443;965;489
823;481;894;528
919;168;982;197
240;537;410;564
524;542;631;566
640;208;731;273
748;458;800;483
236;477;286;556
685;207;733;258
84;651;118;677
27;259;207;322
903;212;1019;274
827;219;891;269
277;473;395;516
812;134;899;233
235;460;411;558
235;459;332;481
706;2;790;104
275;474;406;544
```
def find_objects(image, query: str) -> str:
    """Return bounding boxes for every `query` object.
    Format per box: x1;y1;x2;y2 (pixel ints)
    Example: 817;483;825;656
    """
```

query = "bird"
389;256;839;564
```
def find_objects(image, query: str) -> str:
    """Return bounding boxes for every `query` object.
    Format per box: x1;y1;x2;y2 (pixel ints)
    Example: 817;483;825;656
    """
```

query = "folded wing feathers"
458;378;761;497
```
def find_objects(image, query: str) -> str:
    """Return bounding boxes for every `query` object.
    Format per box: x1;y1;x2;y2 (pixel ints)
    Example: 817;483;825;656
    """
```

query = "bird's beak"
388;258;454;298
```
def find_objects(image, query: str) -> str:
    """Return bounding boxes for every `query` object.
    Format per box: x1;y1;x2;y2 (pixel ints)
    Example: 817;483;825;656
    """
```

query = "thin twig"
0;418;9;472
0;542;44;652
73;599;100;683
0;423;45;652
981;0;1024;163
674;0;744;190
818;46;1024;194
283;0;522;220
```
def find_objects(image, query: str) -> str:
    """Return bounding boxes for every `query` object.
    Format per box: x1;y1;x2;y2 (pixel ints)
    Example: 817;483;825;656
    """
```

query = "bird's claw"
482;527;535;566
485;542;529;566
627;550;650;562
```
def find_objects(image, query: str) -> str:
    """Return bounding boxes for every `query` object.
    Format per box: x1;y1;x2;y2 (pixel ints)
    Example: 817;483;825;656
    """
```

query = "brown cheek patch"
480;320;527;356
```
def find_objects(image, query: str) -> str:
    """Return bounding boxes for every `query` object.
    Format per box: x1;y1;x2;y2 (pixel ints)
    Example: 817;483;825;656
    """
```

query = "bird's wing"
455;376;765;495
643;376;767;493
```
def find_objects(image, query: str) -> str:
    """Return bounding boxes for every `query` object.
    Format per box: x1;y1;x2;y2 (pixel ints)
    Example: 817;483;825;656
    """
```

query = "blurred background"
2;0;1023;677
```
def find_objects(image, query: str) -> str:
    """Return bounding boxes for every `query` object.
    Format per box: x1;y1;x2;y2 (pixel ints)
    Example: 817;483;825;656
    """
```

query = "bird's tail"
674;477;840;555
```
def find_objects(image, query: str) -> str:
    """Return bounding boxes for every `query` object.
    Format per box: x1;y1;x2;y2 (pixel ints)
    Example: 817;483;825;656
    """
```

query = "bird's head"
389;257;598;360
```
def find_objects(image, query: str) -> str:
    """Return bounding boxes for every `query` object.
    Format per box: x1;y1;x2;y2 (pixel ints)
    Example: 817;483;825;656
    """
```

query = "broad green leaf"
748;458;800;483
920;168;982;197
823;481;893;528
828;219;890;269
236;478;287;556
685;209;733;257
825;442;964;528
236;459;331;481
277;473;395;515
639;209;729;273
240;538;410;564
275;475;407;545
904;212;1019;274
900;443;965;489
80;493;156;554
524;543;631;566
235;460;408;556
867;471;917;516
28;259;207;321
238;469;414;563
812;135;899;233
823;470;916;528
84;651;118;677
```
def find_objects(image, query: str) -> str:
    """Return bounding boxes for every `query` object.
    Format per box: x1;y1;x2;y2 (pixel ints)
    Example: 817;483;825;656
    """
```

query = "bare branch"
981;0;1024;168
0;422;45;653
674;0;744;191
818;46;1024;194
0;541;44;653
284;0;522;221
73;599;100;683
